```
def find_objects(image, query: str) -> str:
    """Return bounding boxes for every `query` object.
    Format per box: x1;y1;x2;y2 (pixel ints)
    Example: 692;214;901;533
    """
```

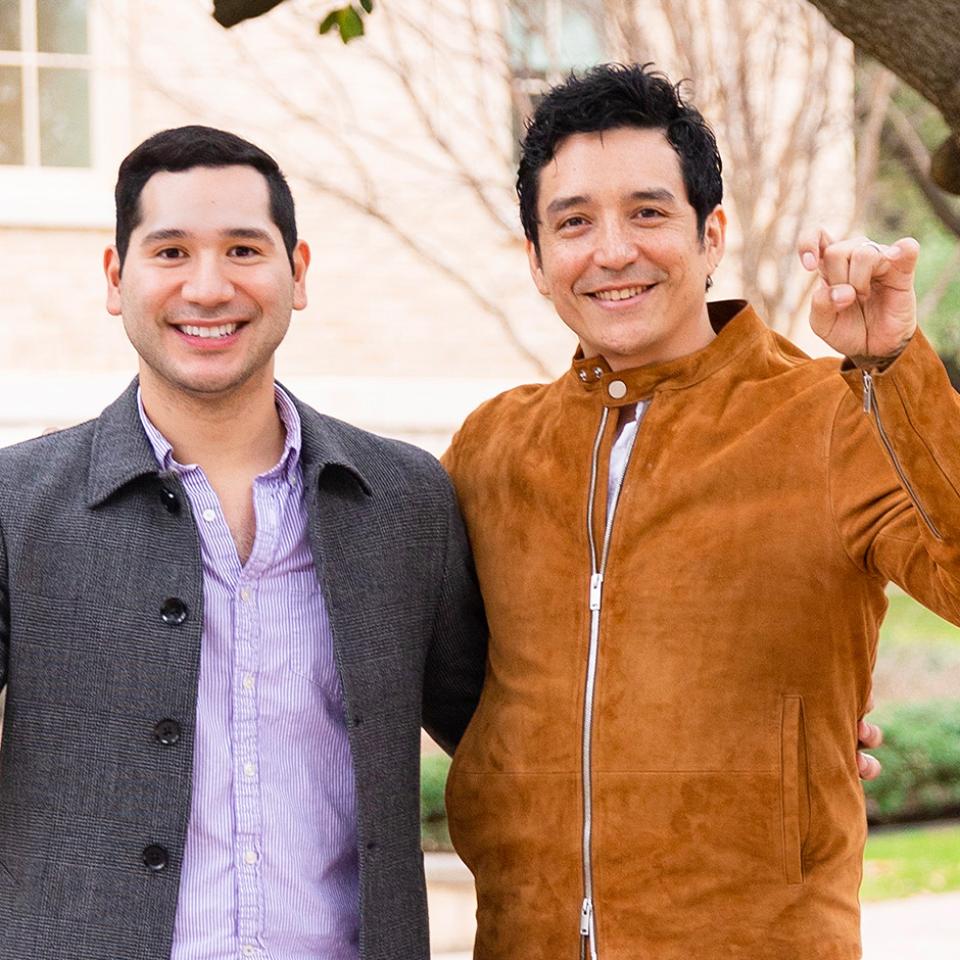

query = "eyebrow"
140;227;276;246
545;188;678;218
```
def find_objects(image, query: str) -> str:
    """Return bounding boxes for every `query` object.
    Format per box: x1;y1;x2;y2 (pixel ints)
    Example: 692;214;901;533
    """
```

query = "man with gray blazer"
0;126;487;960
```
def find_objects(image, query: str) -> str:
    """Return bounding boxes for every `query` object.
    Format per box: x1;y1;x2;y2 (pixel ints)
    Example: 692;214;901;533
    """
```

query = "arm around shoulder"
0;516;8;692
421;471;487;755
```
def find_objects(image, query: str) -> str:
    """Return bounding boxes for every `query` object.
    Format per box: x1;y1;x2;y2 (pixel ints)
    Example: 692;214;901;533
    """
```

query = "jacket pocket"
780;694;810;885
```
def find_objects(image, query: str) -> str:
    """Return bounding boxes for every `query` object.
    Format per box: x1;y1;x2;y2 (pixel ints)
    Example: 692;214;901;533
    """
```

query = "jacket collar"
85;378;371;508
569;300;769;406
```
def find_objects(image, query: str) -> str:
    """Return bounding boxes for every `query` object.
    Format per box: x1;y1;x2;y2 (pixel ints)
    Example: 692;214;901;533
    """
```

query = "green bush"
421;753;452;850
865;699;960;824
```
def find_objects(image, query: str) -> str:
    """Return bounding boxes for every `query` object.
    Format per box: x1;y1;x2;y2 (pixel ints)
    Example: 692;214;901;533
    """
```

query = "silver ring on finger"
858;239;883;255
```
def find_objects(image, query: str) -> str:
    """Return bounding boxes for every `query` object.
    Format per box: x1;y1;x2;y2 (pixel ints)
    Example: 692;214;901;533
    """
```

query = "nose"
181;254;235;306
593;220;639;272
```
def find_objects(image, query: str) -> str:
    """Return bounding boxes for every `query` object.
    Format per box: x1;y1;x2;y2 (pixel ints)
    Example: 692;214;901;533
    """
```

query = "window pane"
561;1;604;67
0;65;23;165
37;0;87;54
507;0;603;73
39;67;90;167
0;0;20;51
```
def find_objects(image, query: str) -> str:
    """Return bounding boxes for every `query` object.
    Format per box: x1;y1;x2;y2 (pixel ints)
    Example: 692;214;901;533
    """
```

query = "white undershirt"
607;400;650;509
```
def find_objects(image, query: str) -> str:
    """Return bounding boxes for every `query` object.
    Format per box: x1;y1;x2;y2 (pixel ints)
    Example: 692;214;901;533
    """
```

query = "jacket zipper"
580;404;642;959
862;371;942;540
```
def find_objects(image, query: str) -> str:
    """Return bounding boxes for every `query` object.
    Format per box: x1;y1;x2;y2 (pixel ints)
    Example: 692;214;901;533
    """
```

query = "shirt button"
153;719;181;745
240;588;251;603
242;946;256;957
243;849;258;865
201;508;216;522
243;674;255;691
243;762;256;778
608;379;628;400
142;844;169;872
160;598;188;625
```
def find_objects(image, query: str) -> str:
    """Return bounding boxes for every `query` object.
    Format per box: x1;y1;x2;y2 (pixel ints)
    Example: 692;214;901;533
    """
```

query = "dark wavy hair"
114;125;297;272
517;63;723;255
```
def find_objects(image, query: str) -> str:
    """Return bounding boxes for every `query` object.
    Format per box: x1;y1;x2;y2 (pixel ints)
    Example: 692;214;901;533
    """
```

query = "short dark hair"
517;63;723;255
114;125;297;271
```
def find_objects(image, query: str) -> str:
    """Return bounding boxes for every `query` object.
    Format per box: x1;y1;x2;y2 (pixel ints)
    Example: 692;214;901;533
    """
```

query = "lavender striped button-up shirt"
138;387;359;960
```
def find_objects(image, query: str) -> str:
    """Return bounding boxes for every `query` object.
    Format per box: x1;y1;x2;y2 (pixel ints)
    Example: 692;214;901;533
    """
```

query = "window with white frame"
0;0;92;169
0;0;128;228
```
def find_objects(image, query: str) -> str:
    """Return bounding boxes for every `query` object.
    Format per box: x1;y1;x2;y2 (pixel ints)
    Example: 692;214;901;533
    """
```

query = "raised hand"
798;230;920;367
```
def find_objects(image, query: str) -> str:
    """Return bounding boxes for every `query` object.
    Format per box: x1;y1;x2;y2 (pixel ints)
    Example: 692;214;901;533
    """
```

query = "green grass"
862;821;960;900
879;589;960;649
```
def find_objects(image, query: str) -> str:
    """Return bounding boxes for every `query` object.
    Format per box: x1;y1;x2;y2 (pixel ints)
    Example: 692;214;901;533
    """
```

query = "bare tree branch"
294;173;553;378
885;102;960;238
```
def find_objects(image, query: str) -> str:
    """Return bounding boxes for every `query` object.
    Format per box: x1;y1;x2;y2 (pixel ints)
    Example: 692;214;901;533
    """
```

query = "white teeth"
593;286;648;301
179;323;238;339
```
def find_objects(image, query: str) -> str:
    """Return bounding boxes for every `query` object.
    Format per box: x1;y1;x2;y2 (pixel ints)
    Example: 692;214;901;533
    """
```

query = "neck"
602;301;716;372
139;368;286;476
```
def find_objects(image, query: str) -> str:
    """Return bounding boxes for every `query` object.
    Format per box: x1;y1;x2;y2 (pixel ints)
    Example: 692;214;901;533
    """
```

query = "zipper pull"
862;369;874;415
580;897;593;936
589;573;604;611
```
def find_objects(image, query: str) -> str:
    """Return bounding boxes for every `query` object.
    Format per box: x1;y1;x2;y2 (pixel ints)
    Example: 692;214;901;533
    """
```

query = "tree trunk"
807;0;960;191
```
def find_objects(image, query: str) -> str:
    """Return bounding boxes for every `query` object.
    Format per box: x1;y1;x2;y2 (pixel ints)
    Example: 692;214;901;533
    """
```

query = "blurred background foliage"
858;65;960;383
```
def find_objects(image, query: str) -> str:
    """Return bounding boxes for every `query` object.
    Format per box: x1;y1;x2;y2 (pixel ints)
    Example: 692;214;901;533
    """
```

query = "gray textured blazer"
0;381;487;960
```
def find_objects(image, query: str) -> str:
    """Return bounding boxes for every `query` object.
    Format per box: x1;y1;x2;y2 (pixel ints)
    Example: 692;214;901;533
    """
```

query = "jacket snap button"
160;598;188;625
153;719;181;745
159;487;180;514
142;844;169;871
608;380;628;399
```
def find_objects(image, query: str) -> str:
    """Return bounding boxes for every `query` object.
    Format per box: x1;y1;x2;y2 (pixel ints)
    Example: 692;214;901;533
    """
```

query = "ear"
104;246;123;317
292;240;310;311
703;204;726;274
526;238;550;298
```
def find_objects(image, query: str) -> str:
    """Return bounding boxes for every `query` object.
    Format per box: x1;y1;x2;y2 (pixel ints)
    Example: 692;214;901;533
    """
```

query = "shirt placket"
233;475;284;958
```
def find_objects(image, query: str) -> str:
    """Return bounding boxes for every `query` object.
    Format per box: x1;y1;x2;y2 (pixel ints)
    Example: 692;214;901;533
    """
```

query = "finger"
798;228;828;271
884;236;920;281
829;283;857;309
808;279;841;336
820;237;863;287
857;752;882;781
848;243;886;299
858;719;883;749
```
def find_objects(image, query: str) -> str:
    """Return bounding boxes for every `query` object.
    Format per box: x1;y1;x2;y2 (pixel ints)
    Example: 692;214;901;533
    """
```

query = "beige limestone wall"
0;0;857;449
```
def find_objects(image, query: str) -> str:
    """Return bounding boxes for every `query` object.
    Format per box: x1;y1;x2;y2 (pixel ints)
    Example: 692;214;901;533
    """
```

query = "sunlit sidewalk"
427;852;960;959
862;891;960;958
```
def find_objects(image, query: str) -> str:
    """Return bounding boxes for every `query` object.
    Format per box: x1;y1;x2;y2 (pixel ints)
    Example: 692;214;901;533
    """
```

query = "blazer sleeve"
421;472;488;755
829;327;960;624
0;516;8;692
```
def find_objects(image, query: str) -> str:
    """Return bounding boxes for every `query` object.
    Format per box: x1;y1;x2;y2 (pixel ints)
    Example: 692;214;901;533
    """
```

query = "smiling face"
104;164;309;402
527;126;726;370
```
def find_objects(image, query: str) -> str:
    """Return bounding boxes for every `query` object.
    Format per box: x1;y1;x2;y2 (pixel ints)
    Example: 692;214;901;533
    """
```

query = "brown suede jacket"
441;300;960;960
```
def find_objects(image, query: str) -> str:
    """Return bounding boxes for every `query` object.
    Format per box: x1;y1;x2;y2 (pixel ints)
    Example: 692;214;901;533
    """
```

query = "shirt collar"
569;300;767;405
85;378;371;508
136;384;303;485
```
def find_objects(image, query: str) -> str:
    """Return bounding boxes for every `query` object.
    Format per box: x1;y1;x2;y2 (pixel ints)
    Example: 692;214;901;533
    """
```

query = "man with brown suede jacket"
442;64;957;960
